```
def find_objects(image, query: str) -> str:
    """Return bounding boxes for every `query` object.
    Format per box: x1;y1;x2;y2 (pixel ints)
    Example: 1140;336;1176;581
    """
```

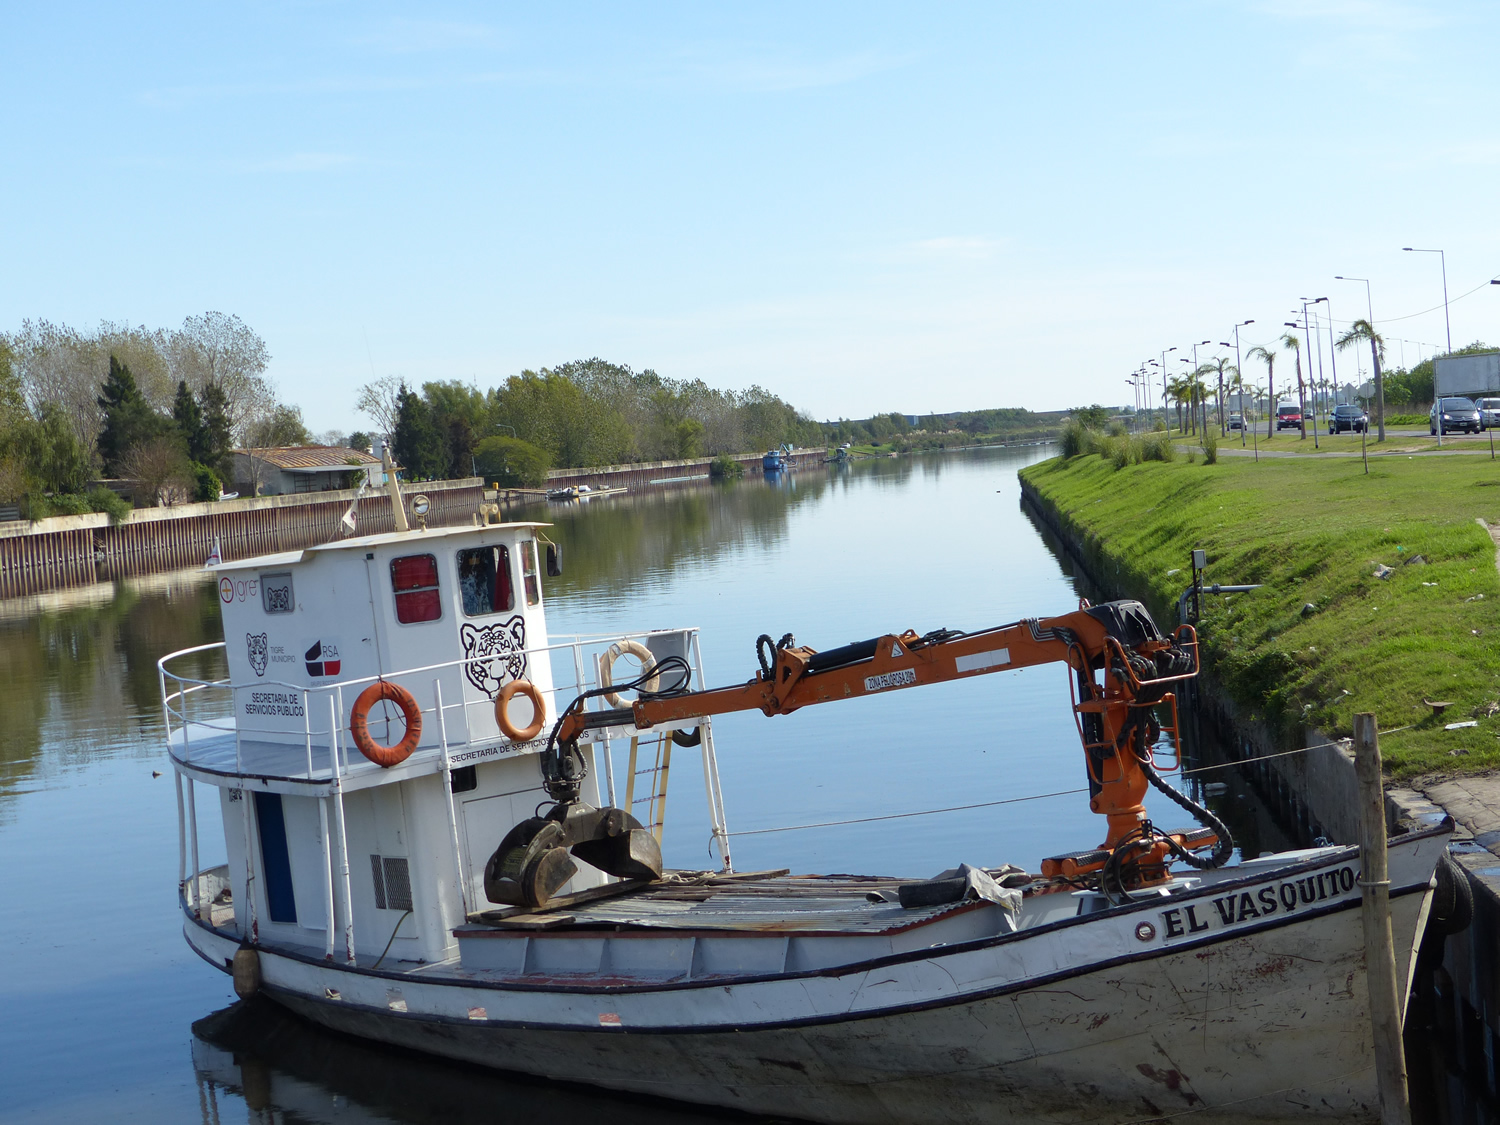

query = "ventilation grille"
370;854;413;911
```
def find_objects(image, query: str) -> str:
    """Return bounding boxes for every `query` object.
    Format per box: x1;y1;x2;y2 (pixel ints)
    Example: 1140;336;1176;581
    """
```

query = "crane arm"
487;599;1212;909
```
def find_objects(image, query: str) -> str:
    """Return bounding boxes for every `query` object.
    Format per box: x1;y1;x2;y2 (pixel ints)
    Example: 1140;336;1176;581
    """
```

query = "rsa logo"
304;639;342;678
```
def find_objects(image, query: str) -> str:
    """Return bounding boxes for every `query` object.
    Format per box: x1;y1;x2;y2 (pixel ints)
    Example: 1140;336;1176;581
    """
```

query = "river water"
0;445;1277;1124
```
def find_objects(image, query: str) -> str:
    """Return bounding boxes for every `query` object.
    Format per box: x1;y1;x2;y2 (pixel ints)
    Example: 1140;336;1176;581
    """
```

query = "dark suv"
1329;404;1368;433
1431;397;1482;435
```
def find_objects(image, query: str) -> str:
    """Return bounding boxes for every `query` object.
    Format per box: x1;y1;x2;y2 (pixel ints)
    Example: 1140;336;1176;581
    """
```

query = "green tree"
391;383;445;480
473;435;551;487
97;355;169;475
1246;345;1278;439
346;431;373;454
1071;405;1110;428
1335;320;1386;442
172;380;204;456
196;382;233;480
243;404;311;448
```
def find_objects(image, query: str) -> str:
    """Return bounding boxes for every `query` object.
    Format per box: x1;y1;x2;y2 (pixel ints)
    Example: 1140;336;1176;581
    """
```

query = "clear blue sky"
4;2;1498;431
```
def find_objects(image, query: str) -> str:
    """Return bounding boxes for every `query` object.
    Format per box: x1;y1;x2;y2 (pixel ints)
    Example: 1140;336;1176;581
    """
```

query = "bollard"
1353;713;1411;1125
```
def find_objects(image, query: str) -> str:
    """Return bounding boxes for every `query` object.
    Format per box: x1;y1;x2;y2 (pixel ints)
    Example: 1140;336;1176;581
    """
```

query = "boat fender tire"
496;679;546;742
349;681;423;768
671;726;702;748
601;639;658;708
232;945;261;998
1430;851;1474;935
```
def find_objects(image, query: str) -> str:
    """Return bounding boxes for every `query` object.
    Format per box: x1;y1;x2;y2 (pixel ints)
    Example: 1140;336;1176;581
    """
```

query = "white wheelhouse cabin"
162;519;733;969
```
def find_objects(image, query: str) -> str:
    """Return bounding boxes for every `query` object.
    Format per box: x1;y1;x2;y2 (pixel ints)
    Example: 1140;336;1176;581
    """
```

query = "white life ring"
601;639;658;708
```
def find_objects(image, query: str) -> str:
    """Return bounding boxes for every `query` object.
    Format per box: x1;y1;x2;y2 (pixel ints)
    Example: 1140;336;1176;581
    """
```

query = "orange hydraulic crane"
484;599;1227;909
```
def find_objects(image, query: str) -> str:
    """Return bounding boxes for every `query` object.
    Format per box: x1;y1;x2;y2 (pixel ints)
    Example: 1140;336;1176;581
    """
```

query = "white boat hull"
186;828;1446;1124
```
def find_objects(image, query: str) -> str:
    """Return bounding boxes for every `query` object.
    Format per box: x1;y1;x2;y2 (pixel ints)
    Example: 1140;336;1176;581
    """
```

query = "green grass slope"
1020;451;1500;780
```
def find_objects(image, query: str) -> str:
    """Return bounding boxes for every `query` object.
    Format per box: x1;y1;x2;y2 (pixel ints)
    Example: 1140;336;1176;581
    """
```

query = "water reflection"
0;571;225;821
191;998;768;1125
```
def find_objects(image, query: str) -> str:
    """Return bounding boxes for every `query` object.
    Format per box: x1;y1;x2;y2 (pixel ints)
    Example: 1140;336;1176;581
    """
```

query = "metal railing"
162;627;735;962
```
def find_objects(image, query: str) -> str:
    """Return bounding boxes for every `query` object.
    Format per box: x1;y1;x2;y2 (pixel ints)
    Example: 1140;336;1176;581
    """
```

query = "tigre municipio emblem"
247;633;269;677
460;617;527;696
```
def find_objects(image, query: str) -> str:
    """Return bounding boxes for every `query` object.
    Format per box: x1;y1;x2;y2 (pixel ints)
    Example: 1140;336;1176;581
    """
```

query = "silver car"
1478;397;1500;429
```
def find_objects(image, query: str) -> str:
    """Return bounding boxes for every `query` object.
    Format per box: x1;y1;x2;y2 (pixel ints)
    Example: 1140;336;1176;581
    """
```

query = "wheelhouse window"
457;545;514;617
521;539;541;607
390;553;441;624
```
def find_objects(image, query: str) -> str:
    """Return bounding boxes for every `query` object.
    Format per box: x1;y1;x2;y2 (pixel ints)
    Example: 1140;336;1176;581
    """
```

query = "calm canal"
0;445;1276;1123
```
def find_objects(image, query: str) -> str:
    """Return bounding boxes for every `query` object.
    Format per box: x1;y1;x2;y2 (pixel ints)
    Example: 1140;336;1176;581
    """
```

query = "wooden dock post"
1353;712;1411;1125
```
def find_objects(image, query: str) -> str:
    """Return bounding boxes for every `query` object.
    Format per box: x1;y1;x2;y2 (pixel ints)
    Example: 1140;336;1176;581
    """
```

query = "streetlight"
1336;275;1384;442
1231;319;1253;444
1283;320;1311;443
1301;297;1333;438
1402;247;1453;354
1160;347;1177;431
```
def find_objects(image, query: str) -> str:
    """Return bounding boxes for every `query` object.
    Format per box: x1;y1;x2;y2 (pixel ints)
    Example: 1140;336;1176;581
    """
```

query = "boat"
159;479;1452;1123
762;444;789;471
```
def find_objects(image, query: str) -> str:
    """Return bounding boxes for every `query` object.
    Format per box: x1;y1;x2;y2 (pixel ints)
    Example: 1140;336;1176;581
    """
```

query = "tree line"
368;358;825;486
0;313;308;517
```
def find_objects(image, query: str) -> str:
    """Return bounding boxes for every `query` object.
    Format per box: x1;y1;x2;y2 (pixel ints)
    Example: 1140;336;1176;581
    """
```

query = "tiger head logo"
246;633;269;677
459;617;528;697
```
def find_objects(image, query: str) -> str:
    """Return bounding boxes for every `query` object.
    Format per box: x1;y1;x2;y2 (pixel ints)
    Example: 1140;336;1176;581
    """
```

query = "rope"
726;788;1091;837
729;726;1418;839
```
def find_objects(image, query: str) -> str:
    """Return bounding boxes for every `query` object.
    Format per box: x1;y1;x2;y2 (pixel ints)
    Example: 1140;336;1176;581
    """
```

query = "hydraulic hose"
1138;754;1234;870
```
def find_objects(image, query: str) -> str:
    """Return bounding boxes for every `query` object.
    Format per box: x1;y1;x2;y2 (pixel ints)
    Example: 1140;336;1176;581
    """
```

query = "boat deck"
167;719;534;791
451;871;1027;979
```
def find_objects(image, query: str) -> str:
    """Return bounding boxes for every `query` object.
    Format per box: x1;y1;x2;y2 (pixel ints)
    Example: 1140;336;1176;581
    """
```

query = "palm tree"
1198;357;1238;435
1336;319;1386;442
1246;345;1277;438
1280;332;1307;438
1166;375;1190;433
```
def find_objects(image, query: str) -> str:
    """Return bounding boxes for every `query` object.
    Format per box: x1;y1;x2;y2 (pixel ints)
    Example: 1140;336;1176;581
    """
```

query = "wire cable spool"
600;639;659;707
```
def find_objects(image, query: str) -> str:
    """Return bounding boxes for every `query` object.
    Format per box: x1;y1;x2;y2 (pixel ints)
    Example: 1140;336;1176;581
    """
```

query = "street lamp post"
1160;347;1177;432
1230;319;1253;444
1284;319;1311;443
1302;298;1332;441
1403;247;1453;354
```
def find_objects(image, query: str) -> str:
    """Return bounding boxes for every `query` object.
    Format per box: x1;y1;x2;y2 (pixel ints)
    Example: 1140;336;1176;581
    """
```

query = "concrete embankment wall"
1017;473;1368;842
0;478;483;598
538;447;826;492
1021;468;1499;1112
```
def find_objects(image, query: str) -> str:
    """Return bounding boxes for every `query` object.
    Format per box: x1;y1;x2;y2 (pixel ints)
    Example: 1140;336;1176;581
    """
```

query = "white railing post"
327;694;356;964
318;692;336;961
691;631;733;872
595;652;617;808
185;777;201;918
433;679;471;921
174;770;187;905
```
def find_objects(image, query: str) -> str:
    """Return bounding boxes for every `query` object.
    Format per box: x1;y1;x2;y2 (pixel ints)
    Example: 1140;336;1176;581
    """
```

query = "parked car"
1431;396;1483;435
1477;397;1500;429
1275;404;1302;431
1328;404;1369;434
1228;412;1244;431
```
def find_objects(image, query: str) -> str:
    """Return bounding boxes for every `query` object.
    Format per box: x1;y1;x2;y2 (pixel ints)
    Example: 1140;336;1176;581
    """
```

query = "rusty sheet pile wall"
0;480;483;599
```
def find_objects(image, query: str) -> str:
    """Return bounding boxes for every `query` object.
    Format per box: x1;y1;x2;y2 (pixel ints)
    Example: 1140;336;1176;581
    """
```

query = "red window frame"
390;553;441;624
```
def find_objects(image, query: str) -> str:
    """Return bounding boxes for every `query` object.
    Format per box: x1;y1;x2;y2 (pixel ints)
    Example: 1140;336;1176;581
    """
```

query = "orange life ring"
349;681;423;767
495;679;546;742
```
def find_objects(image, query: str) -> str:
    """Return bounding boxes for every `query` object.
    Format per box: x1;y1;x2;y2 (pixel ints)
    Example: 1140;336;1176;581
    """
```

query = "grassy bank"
1019;451;1500;781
